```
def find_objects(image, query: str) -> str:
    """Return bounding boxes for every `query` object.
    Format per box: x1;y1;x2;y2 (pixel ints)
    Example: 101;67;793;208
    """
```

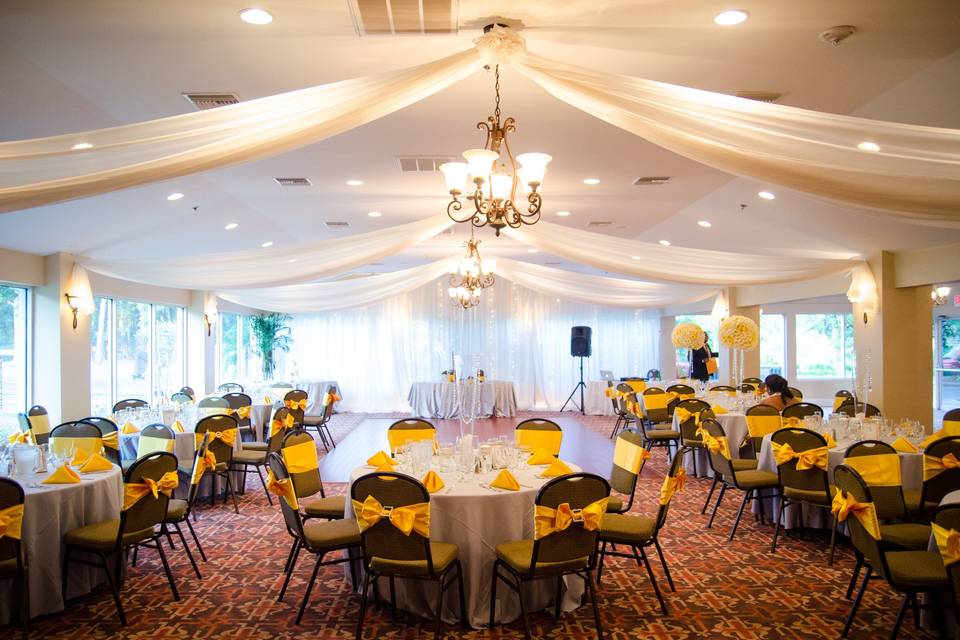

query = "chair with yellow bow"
489;473;609;639
193;414;240;514
353;471;466;639
269;452;361;625
112;398;148;412
217;382;244;393
769;427;835;559
833;389;854;412
944;408;960;431
62;451;180;626
675;398;712;476
738;383;756;394
281;430;345;522
303;384;339;452
223;391;256;443
607;381;627;439
24;405;51;446
836;400;882;418
131;423;176;472
665;383;695;398
178;386;195;400
742;404;781;458
515;419;563;458
638;388;681;462
787;386;804;400
82;416;121;466
171;391;193;405
917;436;960;519
606;428;648;514
932;504;960;623
49;420;104;463
0;478;28;637
283;389;309;428
610;383;637;439
709;385;737;395
388;419;438;454
780;402;823;421
597;451;686;614
834;465;950;639
161;433;211;581
197;395;229;411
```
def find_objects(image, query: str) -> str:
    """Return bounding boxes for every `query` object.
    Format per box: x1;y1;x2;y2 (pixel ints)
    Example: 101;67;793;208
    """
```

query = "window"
796;313;855;379
0;285;29;430
90;297;187;412
760;313;785;378
674;314;719;377
218;313;263;384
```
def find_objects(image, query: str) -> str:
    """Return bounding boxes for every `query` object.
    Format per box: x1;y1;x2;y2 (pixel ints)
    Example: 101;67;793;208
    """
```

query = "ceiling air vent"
633;176;672;186
182;92;240;110
734;90;783;103
587;221;613;228
398;156;455;173
545;261;563;266
274;177;312;187
348;0;458;36
439;227;455;235
324;221;351;229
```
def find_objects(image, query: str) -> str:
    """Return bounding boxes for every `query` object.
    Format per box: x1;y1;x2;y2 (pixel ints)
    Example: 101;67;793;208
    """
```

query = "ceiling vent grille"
324;221;351;229
348;0;458;36
439;227;455;235
182;92;240;110
274;177;312;187
545;261;563;266
587;221;613;228
734;90;783;103
633;176;672;186
398;156;455;173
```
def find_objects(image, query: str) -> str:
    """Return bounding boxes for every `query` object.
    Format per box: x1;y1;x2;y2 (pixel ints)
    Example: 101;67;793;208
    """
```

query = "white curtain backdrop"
283;277;660;412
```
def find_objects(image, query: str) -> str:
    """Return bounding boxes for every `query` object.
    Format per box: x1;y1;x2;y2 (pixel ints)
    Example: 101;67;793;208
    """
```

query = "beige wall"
0;246;44;287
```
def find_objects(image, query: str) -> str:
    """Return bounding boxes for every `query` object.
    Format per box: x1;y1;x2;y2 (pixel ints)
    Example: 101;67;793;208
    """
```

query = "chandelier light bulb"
516;152;552;186
490;168;513;200
463;149;498;182
439;162;470;194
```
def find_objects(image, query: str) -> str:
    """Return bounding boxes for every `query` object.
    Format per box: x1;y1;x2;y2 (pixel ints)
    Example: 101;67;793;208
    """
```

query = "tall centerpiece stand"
718;315;760;392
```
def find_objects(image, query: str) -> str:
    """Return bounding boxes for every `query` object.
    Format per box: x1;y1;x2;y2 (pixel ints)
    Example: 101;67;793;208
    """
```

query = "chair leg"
701;476;718;515
100;551;127;626
60;548;71;603
729;489;751;541
163;524;177;550
389;575;398;622
653;539;675;592
597;541;607;584
225;474;240;514
771;498;786;553
842;567;871;637
433;570;445;640
184;517;207;562
279;541;302;601
707;484;727;529
828;513;838;566
889;592;910;640
637;547;667;615
154;538;181;601
173;522;202;579
356;572;372;640
255;465;273;505
691;447;698;476
19;567;29;640
295;553;324;625
488;561;500;628
515;572;532;640
584;570;604;640
453;560;468;630
845;555;862;599
554;576;563;620
910;592;921;628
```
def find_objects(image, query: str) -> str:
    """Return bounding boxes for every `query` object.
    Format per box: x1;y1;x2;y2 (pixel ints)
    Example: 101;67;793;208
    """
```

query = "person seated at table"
758;374;799;411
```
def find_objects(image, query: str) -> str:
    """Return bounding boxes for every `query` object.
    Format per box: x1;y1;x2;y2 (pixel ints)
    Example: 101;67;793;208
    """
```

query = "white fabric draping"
514;50;960;226
504;219;856;285
0;49;482;213
80;215;453;289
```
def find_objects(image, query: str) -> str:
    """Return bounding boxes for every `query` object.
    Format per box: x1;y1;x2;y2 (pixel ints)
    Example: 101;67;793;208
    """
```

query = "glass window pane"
760;314;785;378
844;313;856;378
242;315;263;383
796;313;844;378
153;304;185;402
0;285;28;430
90;297;113;413
220;313;239;383
115;300;151;401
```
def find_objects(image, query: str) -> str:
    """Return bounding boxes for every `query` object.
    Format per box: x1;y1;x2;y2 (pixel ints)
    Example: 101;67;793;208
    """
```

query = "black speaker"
571;326;592;357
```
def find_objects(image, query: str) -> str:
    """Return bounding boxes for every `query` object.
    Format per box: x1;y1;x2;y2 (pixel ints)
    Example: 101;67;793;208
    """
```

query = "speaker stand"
560;356;587;415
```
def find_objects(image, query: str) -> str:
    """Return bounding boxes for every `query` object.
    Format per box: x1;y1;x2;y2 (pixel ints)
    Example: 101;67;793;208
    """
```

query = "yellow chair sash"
659;468;687;506
323;392;341;406
626;380;646;393
50;436;103;459
625;400;641;417
674;407;703;428
782;416;804;428
284;398;308;411
701;431;731;460
100;430;119;450
191;450;217;485
831;488;881;539
122;471;179;511
387;428;437;453
281;440;319;474
137;435;175;458
228;405;252;420
603;387;617;399
772;442;829;471
8;431;31;445
643;393;668;413
746;415;782;439
843;453;902;487
833;395;848;412
193;428;237;449
943;420;960;435
352;495;430;537
613;437;650;475
266;469;299;509
515;429;562;457
923;452;960;480
270;413;296;437
534;498;608;540
27;413;51;436
932;522;960;566
0;504;24;540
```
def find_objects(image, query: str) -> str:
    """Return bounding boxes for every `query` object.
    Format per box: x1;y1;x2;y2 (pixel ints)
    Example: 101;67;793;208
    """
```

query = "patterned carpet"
22;413;946;639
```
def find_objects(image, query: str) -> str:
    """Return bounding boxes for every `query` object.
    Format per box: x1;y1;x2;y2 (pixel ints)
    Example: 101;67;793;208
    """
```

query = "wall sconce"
65;263;94;331
203;313;213;336
931;285;951;306
846;263;878;325
203;292;218;337
64;293;81;329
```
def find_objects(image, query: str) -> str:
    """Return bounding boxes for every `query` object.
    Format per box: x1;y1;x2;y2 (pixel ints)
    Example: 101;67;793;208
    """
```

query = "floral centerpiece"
718;315;759;387
671;322;706;349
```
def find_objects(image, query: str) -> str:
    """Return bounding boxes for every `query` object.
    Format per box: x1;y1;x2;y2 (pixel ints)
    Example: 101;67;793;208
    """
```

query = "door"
934;316;960;411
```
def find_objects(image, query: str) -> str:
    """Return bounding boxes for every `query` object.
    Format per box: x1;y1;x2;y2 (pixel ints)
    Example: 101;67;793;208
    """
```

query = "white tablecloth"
119;417;242;466
0;465;123;623
345;461;584;628
407;381;517;419
250;380;341;415
584;381;616;416
677;412;750;478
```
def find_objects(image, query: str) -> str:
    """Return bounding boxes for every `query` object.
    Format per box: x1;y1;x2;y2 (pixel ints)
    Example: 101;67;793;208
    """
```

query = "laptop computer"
599;370;614;381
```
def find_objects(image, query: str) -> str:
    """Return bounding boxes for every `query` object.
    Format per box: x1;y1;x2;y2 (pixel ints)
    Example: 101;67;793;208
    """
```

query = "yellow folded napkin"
79;452;114;473
713;405;728;415
121;422;140;434
527;448;556;465
43;464;81;484
375;462;396;472
367;450;396;466
824;433;837;448
540;458;573;478
491;469;520;491
264;395;272;406
892;436;918;454
422;470;445;493
171;420;185;433
71;449;90;466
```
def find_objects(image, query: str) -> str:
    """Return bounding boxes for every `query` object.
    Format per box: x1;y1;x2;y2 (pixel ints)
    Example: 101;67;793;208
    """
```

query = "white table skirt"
407;381;517;419
0;466;123;623
584;381;616;416
345;461;584;628
119;418;242;466
251;380;341;415
678;412;750;478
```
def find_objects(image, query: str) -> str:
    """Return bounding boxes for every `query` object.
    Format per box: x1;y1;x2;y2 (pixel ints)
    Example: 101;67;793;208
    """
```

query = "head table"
407;381;517;419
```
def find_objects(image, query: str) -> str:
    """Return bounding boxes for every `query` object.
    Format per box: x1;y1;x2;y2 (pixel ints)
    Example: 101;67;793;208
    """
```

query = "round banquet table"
248;379;341;416
407;381;517;419
584;381;617;416
118;415;242;467
0;465;123;623
676;411;750;478
345;461;584;628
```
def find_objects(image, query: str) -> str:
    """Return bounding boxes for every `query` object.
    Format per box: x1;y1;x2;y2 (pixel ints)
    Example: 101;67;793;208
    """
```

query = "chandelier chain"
493;65;501;124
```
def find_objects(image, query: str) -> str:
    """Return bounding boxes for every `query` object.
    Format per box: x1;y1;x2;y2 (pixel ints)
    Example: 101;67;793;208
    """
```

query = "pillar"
186;291;217;397
658;315;675;379
719;288;761;385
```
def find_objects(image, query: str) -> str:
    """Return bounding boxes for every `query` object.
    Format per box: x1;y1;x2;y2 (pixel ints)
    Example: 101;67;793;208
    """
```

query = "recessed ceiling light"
757;191;775;200
697;220;712;228
659;240;671;246
556;211;571;217
714;10;749;26
71;142;92;150
857;141;880;152
528;249;539;253
582;178;600;185
346;179;364;186
261;241;273;248
166;192;184;201
224;223;239;230
367;211;382;217
631;255;642;260
287;258;297;263
239;8;273;24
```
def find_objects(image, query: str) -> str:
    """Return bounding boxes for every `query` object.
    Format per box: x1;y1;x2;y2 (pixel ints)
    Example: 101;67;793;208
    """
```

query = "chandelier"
447;230;495;309
439;63;551;237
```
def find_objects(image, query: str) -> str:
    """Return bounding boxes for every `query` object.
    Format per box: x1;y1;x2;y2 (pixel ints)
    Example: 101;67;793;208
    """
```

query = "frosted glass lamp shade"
462;149;498;182
490;168;512;200
516;153;551;185
439;162;469;194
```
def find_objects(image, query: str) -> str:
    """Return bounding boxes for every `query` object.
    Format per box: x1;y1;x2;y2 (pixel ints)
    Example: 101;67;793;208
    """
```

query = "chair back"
701;418;735;482
645;369;661;380
743;377;762;384
319;385;338;422
267;452;307;541
283;389;309;426
186;433;211;510
606;380;619;414
615;383;633;416
745;404;782;453
609;429;646;510
833;465;886;577
197;396;229;409
675;398;712;446
49;420;103;459
933;504;960;614
515;419;562;456
137;423;176;458
113;398;148;412
665;383;695;397
179;386;195;400
82;416;120;464
218;382;244;393
623;378;646;393
787;387;804;399
843;440;906;520
836;401;882;417
171;392;193;404
833;390;854;411
194;414;238;465
770;428;830;496
944;408;960;431
0;478;25;571
223;392;254;436
641;387;670;423
26;405;51;445
387;419;437;453
280;430;324;498
922;436;960;507
781;402;823;420
120;452;177;544
709;385;737;395
529;473;610;576
739;383;756;394
653;450;686;533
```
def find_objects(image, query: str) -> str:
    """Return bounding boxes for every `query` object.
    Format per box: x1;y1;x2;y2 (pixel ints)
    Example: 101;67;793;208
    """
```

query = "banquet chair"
171;391;193;405
611;382;636;439
944;408;960;429
161;433;211;580
836;401;882;418
701;418;780;542
742;377;762;389
82;416;120;465
738;383;756;394
136;423;176;458
197;396;229;409
665;383;695;398
49;420;103;460
597;451;685;614
489;473;608;639
787;387;804;400
26;405;51;446
781;402;823;421
638;388;680;462
192;414;240;514
769;428;835;560
218;382;244;393
353;471;466;639
113;398;148;412
229;410;279;505
280;429;344;520
223;391;256;442
0;477;28;638
675;398;712;476
646;369;661;380
709;385;737;395
914;436;960;517
283;389;309;427
388;419;438;454
743;404;782;457
62;451;180;626
607;381;625;439
833;390;854;412
179;386;196;400
932;504;960;624
515;419;562;457
303;384;339;451
834;465;950;639
606;428;648;514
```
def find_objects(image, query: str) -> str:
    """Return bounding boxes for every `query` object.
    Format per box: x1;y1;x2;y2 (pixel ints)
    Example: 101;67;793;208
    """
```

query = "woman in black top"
690;334;717;382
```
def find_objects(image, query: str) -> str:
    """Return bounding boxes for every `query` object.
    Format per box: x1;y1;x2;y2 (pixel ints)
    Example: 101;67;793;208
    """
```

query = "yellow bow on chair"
831;488;881;539
8;431;31;445
100;430;119;451
932;523;960;566
284;398;308;411
228;405;252;420
674;407;702;427
352;495;430;537
923;452;960;480
270;413;297;437
194;428;237;449
266;469;299;509
700;431;731;460
659;468;687;506
771;442;829;471
323;392;341;406
534;498;608;540
0;504;24;540
122;471;179;511
603;387;617;399
625;400;641;417
191;450;217;485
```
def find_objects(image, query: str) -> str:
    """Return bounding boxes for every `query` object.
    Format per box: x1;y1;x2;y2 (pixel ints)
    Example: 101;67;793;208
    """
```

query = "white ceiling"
0;0;958;277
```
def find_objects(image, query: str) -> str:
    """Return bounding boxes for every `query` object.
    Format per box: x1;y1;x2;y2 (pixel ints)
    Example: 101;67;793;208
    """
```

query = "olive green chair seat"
646;429;680;440
732;459;758;471
371;541;458;577
885;551;949;589
732;469;779;489
165;499;188;521
495;539;587;575
303;495;346;519
64;520;156;553
302;518;360;550
599;513;656;543
179;461;227;475
242;441;268;451
879;523;933;551
232;449;267;464
783;484;834;505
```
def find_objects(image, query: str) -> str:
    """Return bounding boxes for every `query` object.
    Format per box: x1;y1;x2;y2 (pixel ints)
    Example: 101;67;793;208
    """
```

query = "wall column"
659;315;675;380
719;289;761;385
186;291;216;397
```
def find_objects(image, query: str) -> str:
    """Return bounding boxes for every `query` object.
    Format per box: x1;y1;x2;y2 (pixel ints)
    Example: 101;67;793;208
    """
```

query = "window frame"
0;283;32;422
794;311;856;381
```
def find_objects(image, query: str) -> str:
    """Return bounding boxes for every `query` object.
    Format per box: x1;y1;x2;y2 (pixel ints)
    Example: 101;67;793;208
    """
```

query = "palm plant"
250;313;292;380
